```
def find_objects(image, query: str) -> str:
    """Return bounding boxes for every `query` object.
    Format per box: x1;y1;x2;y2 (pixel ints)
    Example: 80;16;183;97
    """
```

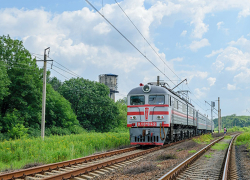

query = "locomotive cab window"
130;96;145;105
149;95;165;105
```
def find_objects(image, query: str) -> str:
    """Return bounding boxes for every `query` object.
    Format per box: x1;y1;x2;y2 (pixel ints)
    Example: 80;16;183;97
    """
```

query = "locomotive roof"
128;85;168;95
128;85;194;107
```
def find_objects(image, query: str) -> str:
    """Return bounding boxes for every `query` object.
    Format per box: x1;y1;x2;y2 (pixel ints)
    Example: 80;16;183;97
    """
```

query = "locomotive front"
127;84;170;145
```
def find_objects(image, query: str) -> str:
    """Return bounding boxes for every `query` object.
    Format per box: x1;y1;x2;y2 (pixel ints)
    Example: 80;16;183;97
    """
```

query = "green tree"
59;78;119;132
48;76;62;91
0;35;43;133
115;98;127;129
0;60;10;100
45;83;79;128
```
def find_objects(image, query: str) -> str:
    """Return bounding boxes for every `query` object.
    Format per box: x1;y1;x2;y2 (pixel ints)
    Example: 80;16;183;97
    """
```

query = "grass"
224;135;232;139
204;152;213;158
0;132;130;171
188;150;196;153
236;132;250;146
193;134;213;144
211;142;228;151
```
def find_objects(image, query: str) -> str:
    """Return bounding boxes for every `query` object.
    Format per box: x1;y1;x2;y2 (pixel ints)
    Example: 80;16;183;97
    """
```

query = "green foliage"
0;35;83;137
214;114;250;130
211;142;228;150
59;78;119;132
0;132;129;171
188;150;196;153
45;84;79;129
8;124;28;139
193;134;213;144
0;60;10;100
224;135;232;139
0;35;43;133
204;152;213;158
236;132;250;146
114;98;127;129
48;76;62;91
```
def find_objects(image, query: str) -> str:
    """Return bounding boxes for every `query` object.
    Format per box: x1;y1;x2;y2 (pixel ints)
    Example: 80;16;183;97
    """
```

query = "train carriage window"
130;96;145;105
174;99;177;109
182;104;187;112
149;95;165;105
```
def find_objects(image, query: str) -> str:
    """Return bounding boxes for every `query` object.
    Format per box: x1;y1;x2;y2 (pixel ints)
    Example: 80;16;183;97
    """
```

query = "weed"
204;152;213;158
193;134;213;144
176;148;183;152
224;135;232;140
188;150;196;153
211;142;229;150
0;132;130;171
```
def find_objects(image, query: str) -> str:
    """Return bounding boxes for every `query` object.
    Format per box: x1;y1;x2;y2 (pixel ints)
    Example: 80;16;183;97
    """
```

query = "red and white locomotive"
127;81;214;145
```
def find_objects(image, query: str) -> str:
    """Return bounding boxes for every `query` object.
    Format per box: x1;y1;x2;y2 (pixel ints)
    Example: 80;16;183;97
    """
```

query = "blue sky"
1;0;250;118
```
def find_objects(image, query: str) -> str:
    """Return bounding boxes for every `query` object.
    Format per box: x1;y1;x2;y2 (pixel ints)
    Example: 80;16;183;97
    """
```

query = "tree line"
0;35;127;140
213;114;250;129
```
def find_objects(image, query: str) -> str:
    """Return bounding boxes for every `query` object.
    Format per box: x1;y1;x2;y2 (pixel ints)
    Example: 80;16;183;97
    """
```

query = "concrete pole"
41;48;49;140
218;97;220;133
211;101;213;132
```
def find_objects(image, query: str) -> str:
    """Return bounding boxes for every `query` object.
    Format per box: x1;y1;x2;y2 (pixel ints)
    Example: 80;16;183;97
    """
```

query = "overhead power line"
114;0;182;82
53;60;81;77
85;0;179;90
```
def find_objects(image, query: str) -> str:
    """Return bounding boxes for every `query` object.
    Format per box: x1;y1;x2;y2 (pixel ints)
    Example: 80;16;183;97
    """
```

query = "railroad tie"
79;174;94;179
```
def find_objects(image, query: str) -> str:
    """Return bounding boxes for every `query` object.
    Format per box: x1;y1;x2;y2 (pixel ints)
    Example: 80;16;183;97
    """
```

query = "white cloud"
212;60;224;72
227;84;236;90
170;57;183;62
217;21;223;29
233;68;250;84
179;70;208;82
93;22;111;34
194;87;209;99
207;77;216;86
238;8;250;18
180;30;187;36
212;46;250;72
228;36;250;51
206;48;224;58
189;38;210;52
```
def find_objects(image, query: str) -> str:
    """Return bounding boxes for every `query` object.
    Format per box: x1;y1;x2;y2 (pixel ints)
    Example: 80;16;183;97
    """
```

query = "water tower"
99;74;119;101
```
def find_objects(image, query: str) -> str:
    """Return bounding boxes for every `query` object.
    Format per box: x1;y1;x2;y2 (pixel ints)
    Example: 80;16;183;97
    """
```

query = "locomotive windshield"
130;96;145;105
149;95;165;105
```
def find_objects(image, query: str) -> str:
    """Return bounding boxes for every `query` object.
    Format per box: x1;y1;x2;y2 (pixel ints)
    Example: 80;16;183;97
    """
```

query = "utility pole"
218;97;220;133
211;101;215;132
36;47;52;140
205;100;215;133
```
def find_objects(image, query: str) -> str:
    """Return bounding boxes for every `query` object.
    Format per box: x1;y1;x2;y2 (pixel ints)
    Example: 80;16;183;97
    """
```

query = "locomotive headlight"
142;84;151;93
157;116;164;120
130;116;137;120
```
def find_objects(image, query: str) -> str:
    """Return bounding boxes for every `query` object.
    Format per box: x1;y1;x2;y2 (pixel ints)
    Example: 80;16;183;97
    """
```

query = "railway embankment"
100;134;223;180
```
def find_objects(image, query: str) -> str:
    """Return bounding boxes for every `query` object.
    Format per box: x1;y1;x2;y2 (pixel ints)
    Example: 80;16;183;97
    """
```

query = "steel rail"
222;134;239;180
158;136;225;180
1;135;200;180
42;139;189;180
0;146;137;180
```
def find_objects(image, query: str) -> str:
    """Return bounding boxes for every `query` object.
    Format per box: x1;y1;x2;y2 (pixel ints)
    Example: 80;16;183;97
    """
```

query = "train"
127;79;214;145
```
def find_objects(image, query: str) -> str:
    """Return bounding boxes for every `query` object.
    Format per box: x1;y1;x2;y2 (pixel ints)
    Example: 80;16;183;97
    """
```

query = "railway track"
158;134;239;180
0;137;191;180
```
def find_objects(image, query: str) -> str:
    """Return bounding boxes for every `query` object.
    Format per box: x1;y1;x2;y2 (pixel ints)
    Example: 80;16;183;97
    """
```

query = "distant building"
99;74;119;101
